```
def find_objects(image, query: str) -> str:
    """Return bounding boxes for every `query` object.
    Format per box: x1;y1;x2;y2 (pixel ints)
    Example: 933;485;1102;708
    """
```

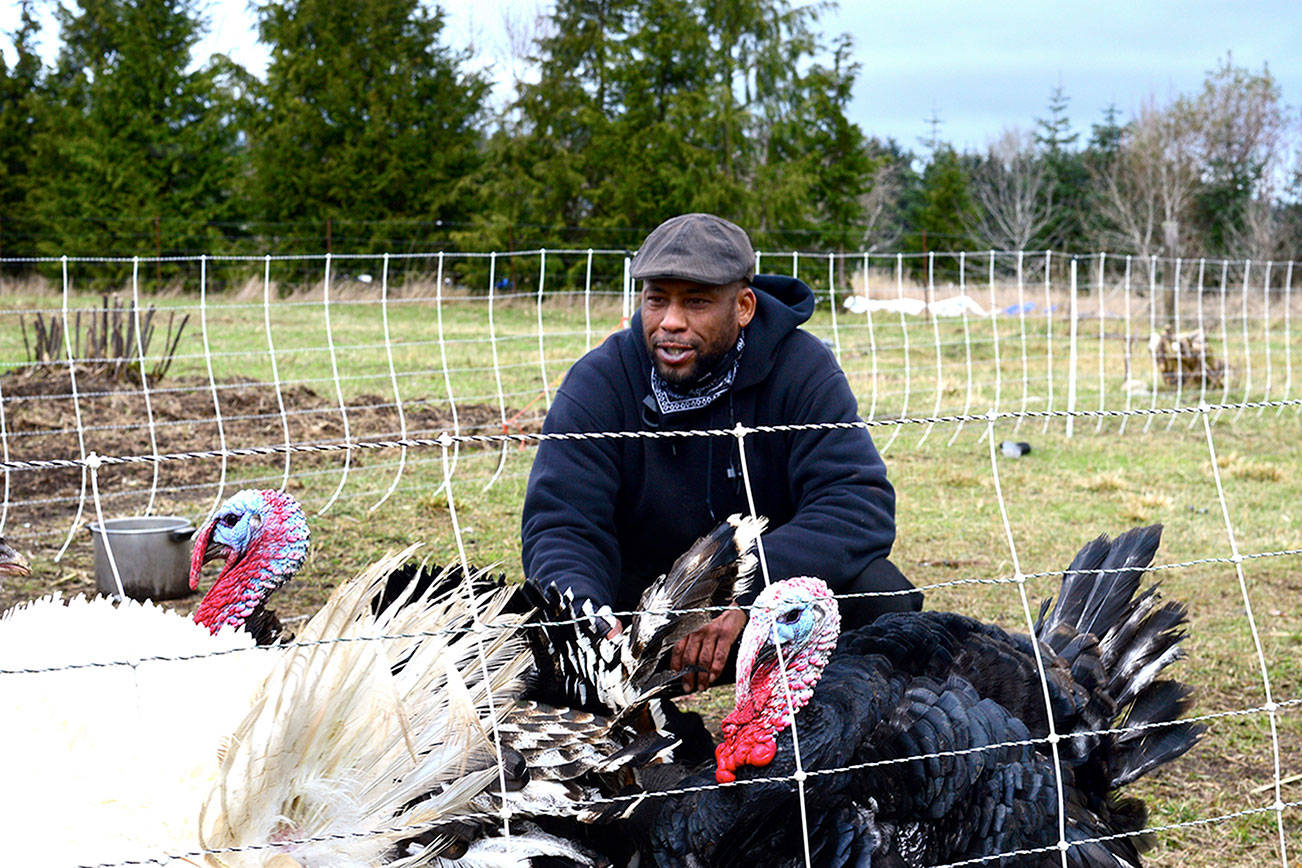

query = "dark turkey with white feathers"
384;513;766;866
647;524;1204;867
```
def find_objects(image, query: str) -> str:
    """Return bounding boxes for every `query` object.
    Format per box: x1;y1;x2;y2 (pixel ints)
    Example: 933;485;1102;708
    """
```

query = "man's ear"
736;285;757;328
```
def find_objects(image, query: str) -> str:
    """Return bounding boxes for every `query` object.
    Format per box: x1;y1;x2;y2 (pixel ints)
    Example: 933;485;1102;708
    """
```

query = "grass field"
1;264;1300;865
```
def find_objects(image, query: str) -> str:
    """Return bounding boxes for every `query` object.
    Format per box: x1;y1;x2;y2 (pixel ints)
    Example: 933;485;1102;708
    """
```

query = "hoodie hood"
628;273;816;391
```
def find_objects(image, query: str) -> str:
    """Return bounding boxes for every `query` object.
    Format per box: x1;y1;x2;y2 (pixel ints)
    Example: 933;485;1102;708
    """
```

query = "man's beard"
654;341;731;388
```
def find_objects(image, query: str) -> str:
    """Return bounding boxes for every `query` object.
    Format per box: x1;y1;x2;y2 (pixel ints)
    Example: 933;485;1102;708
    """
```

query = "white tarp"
842;294;991;317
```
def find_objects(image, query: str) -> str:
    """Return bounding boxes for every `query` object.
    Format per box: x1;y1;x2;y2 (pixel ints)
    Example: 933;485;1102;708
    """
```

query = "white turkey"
1;486;535;867
648;525;1204;867
1;489;311;859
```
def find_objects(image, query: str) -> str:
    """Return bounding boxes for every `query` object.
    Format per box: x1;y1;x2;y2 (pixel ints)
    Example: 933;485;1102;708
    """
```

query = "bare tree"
1188;57;1288;194
1089;99;1199;259
858;160;905;251
966;127;1054;251
502;0;548;91
1187;57;1293;258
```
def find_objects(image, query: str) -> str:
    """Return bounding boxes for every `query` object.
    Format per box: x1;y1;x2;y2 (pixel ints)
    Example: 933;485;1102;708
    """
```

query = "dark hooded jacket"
521;274;896;616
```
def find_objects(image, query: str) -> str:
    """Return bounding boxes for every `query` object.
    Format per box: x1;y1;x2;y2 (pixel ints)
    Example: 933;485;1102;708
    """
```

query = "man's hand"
670;607;747;693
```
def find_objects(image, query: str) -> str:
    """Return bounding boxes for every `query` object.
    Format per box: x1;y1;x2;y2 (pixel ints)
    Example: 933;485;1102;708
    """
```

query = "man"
522;213;920;692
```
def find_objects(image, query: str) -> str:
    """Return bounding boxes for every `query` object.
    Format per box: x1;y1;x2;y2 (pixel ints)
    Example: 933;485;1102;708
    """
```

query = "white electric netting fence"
0;246;1299;866
0;248;1294;548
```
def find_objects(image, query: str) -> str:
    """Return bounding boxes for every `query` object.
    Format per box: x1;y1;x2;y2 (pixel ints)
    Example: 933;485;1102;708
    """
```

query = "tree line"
1;0;1299;288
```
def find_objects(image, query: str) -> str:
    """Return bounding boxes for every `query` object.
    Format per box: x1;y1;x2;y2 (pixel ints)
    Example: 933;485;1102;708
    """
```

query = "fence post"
1162;220;1179;326
1066;257;1079;438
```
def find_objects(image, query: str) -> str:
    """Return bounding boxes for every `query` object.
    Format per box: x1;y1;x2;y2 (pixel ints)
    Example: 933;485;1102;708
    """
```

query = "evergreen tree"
760;32;874;254
0;0;44;266
1034;85;1079;153
1034;85;1089;251
27;0;242;269
477;0;873;260
249;0;490;255
902;145;975;277
1087;103;1125;165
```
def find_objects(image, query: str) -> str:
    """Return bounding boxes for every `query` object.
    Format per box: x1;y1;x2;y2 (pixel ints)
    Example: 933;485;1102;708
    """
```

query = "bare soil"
1;367;538;514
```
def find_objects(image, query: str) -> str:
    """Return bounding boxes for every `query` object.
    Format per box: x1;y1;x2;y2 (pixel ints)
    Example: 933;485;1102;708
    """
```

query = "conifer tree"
0;0;44;266
1034;85;1088;251
249;0;489;255
477;0;873;257
903;145;975;277
27;0;242;268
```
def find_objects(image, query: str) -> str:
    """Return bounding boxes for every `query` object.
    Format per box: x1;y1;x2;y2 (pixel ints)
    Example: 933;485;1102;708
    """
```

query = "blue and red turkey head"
189;488;309;634
714;575;839;784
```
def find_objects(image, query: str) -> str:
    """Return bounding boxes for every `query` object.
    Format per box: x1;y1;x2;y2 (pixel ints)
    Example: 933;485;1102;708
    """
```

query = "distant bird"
650;525;1204;868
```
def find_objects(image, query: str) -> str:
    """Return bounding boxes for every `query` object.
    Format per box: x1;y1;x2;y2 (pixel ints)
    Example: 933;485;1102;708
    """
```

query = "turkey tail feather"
1037;524;1163;641
199;546;533;866
1036;524;1205;794
1110;679;1205;789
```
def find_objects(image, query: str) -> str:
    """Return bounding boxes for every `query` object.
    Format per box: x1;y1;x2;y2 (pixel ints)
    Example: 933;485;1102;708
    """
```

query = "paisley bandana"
650;332;745;416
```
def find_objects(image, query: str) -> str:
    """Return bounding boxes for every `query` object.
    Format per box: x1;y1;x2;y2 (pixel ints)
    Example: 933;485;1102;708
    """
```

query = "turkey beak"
188;521;226;590
0;543;30;578
752;636;781;670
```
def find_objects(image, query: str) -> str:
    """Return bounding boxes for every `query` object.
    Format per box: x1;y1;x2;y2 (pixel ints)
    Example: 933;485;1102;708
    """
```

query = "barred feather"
528;514;765;719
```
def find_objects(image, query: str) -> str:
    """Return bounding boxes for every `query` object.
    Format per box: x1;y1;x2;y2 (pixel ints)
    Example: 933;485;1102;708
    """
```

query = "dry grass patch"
1213;451;1285;483
1120;489;1176;523
1077;470;1129;493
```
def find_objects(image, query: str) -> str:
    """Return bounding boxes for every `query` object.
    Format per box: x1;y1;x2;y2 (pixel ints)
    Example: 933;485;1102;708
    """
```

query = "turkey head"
190;489;309;634
0;536;31;581
714;575;840;783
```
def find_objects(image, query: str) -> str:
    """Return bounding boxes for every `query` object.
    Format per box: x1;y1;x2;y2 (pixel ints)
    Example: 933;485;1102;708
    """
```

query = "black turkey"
650;524;1204;867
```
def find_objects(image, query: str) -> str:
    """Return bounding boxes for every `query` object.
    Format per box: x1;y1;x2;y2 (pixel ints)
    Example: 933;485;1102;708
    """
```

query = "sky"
3;0;1300;154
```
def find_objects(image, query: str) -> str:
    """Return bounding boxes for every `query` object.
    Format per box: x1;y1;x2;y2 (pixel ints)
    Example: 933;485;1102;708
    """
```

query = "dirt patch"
0;366;540;528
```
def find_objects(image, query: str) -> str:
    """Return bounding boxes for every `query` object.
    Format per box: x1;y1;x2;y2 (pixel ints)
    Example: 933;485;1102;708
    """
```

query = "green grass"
2;274;1301;864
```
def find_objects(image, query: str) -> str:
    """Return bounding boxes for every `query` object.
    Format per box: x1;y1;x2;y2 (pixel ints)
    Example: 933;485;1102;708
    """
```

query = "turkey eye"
220;513;240;527
778;608;801;625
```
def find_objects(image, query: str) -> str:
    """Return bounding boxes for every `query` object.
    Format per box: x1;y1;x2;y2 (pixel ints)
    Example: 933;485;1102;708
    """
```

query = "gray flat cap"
630;213;755;285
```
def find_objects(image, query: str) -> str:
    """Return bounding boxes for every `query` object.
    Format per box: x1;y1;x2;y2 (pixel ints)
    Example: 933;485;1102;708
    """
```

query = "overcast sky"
4;0;1300;154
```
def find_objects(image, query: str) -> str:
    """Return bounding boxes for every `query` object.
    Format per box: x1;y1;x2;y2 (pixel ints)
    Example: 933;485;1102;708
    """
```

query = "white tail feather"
199;547;533;866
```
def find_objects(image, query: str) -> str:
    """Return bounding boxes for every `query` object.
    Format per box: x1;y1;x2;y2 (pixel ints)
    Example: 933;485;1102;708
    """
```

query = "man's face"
641;278;756;386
